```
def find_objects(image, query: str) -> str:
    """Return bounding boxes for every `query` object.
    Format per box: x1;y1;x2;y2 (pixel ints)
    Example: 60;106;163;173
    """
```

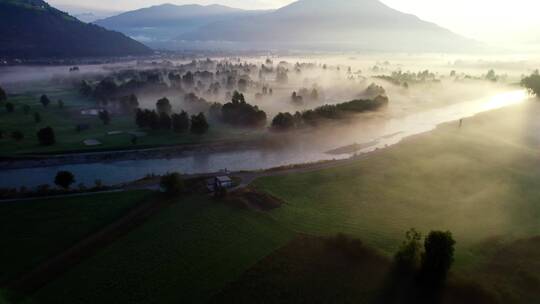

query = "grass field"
0;191;152;284
0;86;263;156
30;195;294;304
249;101;540;302
7;101;540;303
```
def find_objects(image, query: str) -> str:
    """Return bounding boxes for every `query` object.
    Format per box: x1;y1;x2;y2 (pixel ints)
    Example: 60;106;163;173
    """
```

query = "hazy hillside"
95;4;270;45
177;0;476;52
0;0;152;59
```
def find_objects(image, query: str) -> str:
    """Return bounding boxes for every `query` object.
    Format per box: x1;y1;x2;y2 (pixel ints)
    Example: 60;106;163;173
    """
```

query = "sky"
48;0;540;44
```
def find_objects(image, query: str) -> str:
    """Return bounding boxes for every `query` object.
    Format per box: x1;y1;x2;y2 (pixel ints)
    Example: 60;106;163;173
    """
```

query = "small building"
215;176;233;188
207;175;233;192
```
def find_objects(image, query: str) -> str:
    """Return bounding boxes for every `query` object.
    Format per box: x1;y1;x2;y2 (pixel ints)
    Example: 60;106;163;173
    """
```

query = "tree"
55;171;75;190
394;228;422;273
159;112;171;130
160;172;185;195
120;94;138;114
221;91;267;128
190;112;209;134
98;110;110;125
156;97;172;114
5;102;14;113
37;127;55;146
420;231;456;285
271;112;296;131
34;112;42;123
172;111;190;133
0;85;7;102
40;95;51;107
521;71;540;97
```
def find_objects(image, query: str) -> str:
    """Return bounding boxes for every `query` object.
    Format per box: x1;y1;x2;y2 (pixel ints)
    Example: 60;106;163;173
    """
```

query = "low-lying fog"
0;53;535;187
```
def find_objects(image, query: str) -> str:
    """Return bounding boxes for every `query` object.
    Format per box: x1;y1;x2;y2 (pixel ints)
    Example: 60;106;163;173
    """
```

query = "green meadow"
0;87;262;156
0;191;152;283
4;101;540;303
30;195;293;304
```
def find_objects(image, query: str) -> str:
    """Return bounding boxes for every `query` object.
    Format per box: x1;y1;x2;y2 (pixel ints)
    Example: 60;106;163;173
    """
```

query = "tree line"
135;97;209;135
271;96;389;131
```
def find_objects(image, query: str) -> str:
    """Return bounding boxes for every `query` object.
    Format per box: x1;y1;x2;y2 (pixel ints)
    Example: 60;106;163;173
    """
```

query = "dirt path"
6;195;170;297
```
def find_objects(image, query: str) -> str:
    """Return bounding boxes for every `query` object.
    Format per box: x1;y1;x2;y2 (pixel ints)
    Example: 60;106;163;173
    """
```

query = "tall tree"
190;112;209;135
156;97;172;114
420;231;456;285
172;111;190;133
98;110;111;125
37;126;56;146
40;94;51;107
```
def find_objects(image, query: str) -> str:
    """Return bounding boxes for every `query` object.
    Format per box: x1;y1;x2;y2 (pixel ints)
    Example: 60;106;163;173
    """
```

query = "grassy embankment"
0;86;263;156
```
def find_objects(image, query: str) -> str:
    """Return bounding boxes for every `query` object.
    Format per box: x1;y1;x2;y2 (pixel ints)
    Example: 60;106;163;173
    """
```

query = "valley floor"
3;100;540;303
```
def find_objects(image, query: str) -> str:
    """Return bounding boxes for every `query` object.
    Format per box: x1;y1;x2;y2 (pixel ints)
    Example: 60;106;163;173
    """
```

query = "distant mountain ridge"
175;0;476;52
94;3;271;45
0;0;152;59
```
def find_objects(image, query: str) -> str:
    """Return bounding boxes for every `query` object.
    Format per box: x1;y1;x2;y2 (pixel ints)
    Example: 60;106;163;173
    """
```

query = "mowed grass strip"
253;101;540;265
31;195;294;304
0;190;152;283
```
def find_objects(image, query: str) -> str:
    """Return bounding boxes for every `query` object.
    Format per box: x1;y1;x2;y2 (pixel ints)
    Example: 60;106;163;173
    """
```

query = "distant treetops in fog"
522;70;540;97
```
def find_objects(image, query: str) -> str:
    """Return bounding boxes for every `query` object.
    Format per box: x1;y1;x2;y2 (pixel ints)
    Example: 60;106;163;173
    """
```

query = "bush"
55;171;75;190
160;173;185;195
37;126;56;146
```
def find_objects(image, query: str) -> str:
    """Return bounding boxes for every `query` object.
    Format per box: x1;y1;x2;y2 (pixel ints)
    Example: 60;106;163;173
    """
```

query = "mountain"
0;0;152;59
95;4;270;46
54;4;121;23
177;0;476;52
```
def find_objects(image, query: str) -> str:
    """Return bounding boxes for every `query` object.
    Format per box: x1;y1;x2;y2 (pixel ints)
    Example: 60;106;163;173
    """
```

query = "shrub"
160;173;185;195
37;126;56;146
55;171;75;190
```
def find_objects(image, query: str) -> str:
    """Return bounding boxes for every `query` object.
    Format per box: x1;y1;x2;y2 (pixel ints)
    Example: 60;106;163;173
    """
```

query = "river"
0;90;528;189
